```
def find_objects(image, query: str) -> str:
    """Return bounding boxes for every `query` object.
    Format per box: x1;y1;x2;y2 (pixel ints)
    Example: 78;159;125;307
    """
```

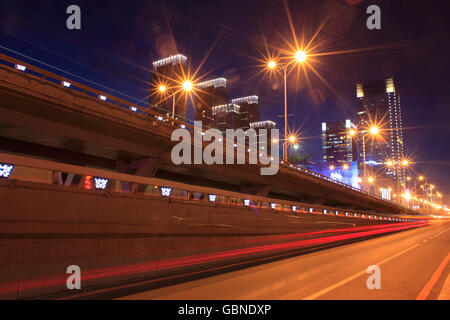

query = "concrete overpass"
0;53;417;215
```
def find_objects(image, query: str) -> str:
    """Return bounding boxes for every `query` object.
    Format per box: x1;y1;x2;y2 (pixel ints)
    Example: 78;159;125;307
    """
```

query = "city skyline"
0;0;448;203
0;0;449;303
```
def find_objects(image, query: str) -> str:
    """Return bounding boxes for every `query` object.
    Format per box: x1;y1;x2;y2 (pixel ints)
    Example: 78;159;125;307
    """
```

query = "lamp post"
349;126;379;191
267;50;307;161
158;80;193;122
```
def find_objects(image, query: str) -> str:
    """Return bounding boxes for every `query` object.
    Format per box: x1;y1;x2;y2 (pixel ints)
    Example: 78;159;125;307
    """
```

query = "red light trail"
0;221;427;297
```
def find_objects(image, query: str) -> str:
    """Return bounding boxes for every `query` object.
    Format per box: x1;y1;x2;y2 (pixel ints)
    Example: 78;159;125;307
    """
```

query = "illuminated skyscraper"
150;54;188;121
195;78;228;129
322;120;357;165
356;77;406;185
212;104;241;133
250;120;276;148
231;96;260;131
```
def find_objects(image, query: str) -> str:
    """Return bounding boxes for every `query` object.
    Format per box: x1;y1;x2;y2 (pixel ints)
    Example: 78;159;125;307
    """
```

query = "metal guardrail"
0;152;420;223
0;53;416;213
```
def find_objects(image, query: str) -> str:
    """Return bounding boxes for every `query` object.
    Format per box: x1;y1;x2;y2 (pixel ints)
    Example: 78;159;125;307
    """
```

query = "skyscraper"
212;104;241;133
231;96;260;131
250;120;276;148
150;54;188;121
195;78;228;129
322;120;357;165
356;77;405;186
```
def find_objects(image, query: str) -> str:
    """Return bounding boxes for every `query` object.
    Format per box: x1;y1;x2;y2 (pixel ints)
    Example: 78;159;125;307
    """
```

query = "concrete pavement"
119;221;449;300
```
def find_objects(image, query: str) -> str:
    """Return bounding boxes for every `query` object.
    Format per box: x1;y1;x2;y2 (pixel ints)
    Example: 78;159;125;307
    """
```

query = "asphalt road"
119;220;450;300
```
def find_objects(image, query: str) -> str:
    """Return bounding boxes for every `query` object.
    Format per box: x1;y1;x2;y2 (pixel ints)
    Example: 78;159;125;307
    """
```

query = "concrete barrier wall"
0;180;380;299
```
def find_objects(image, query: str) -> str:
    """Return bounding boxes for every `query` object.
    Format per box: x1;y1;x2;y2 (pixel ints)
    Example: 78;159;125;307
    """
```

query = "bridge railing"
0;152;420;223
0;53;415;213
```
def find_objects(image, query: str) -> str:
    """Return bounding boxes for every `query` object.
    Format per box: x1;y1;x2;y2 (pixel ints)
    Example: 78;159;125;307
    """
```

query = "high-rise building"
150;54;188;121
356;77;405;185
322;120;357;165
250;120;276;148
212;104;241;133
231;96;260;131
195;78;228;129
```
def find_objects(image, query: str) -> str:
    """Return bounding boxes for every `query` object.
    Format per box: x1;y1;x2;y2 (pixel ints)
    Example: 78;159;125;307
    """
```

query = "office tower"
356;77;405;186
250;120;276;148
212;104;241;133
195;78;228;129
150;54;188;121
322;120;357;165
231;96;260;131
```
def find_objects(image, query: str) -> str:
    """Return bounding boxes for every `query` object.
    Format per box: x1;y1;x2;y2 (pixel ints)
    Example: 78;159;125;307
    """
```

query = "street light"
183;80;193;92
369;126;379;135
350;126;380;191
157;80;195;121
265;50;308;161
295;50;307;63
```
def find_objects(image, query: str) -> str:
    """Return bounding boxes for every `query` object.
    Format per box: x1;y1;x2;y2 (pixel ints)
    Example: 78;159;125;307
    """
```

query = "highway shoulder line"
416;252;450;300
303;243;421;300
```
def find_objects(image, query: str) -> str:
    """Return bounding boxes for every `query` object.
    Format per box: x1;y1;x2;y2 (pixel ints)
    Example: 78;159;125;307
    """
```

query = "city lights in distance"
268;61;277;69
209;194;217;202
158;85;167;93
0;163;14;178
288;135;296;143
343;164;349;170
349;129;356;136
368;176;374;183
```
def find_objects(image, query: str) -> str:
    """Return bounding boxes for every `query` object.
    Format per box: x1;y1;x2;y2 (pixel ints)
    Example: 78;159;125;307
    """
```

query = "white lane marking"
434;228;450;238
303;243;421;300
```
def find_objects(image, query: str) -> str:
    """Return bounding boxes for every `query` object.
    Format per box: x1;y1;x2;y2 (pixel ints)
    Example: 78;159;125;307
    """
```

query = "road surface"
119;220;449;300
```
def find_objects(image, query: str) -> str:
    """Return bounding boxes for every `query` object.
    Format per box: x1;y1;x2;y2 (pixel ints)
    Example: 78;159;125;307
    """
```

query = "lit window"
270;203;276;209
99;95;107;101
62;81;71;88
15;64;26;71
0;164;14;178
244;199;250;206
209;194;217;202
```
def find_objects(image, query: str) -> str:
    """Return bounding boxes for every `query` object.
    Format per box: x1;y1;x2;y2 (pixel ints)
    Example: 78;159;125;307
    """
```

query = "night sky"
0;0;449;204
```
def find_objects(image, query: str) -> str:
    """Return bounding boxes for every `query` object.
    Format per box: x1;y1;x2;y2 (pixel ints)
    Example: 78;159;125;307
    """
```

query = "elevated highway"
0;53;417;214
